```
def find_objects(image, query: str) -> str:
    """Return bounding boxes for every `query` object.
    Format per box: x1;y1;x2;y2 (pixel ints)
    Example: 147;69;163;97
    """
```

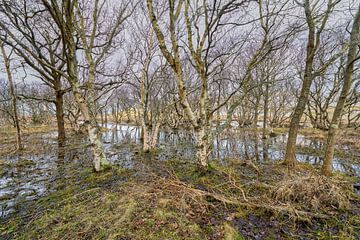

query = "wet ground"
0;123;359;219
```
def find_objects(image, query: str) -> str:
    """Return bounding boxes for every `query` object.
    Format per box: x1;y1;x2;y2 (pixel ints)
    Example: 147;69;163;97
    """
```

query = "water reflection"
102;123;360;177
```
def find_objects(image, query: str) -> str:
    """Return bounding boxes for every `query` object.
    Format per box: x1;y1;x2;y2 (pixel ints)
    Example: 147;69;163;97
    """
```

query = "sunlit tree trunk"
322;5;360;176
0;40;22;150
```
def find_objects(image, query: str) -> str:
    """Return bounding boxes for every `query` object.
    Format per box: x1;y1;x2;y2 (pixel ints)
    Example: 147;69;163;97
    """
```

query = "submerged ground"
0;124;359;239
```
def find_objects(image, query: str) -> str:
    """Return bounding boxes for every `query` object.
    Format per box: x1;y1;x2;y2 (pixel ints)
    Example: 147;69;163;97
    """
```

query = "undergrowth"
1;159;359;240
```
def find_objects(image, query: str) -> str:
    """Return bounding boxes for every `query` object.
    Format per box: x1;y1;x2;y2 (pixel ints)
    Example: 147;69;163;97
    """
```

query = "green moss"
0;219;18;235
223;222;244;240
14;159;35;167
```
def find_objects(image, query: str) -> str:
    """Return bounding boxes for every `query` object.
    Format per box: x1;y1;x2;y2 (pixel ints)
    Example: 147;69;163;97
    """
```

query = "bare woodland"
0;0;360;239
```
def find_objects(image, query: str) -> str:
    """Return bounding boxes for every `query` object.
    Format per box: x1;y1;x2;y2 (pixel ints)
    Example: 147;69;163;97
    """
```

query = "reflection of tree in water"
99;124;360;176
254;136;260;162
262;139;269;162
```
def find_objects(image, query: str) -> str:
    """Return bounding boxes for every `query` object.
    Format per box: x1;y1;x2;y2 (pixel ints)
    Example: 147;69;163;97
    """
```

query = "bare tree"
284;0;343;167
40;0;133;171
147;0;283;168
0;0;68;146
322;4;360;176
0;40;22;150
41;0;108;171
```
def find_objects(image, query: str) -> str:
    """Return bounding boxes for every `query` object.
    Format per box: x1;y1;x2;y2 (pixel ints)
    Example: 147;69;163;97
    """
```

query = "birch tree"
322;4;360;176
40;0;133;171
147;0;283;168
284;0;343;167
74;0;133;125
40;0;109;171
126;3;172;152
0;40;22;150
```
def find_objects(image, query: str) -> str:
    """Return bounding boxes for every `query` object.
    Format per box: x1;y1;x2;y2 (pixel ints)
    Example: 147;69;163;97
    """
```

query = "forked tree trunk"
142;120;162;152
322;6;360;176
147;0;211;168
63;23;109;171
69;1;109;172
0;41;22;150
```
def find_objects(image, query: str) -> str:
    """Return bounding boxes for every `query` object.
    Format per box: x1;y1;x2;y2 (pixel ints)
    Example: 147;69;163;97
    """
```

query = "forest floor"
0;125;360;239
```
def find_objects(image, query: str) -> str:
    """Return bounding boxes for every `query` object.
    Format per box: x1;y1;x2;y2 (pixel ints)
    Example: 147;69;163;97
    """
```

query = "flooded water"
1;123;359;218
102;123;360;176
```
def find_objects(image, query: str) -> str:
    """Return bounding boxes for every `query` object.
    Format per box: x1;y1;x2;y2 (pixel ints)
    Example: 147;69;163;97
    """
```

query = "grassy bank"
1;157;359;240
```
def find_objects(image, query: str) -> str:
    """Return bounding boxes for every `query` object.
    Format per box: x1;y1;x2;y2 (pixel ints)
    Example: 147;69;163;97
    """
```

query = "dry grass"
272;174;352;212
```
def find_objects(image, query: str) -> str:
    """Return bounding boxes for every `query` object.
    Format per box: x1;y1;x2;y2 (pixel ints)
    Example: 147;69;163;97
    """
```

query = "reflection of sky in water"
1;154;57;217
103;123;360;177
1;124;359;218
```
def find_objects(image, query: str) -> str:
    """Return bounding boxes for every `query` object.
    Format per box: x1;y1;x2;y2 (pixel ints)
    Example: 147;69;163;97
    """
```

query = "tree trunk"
72;86;109;172
0;40;22;150
150;117;162;149
100;110;104;126
104;109;108;126
141;123;150;152
194;125;209;168
284;0;316;167
143;128;150;151
147;0;209;168
55;89;66;147
262;82;269;139
253;96;260;129
322;5;360;176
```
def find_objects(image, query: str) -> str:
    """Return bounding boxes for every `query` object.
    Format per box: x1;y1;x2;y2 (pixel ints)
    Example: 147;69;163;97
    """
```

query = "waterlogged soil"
0;124;359;239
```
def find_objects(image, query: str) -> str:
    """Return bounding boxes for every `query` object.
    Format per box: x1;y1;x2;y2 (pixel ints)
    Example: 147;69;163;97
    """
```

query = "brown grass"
272;174;351;212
